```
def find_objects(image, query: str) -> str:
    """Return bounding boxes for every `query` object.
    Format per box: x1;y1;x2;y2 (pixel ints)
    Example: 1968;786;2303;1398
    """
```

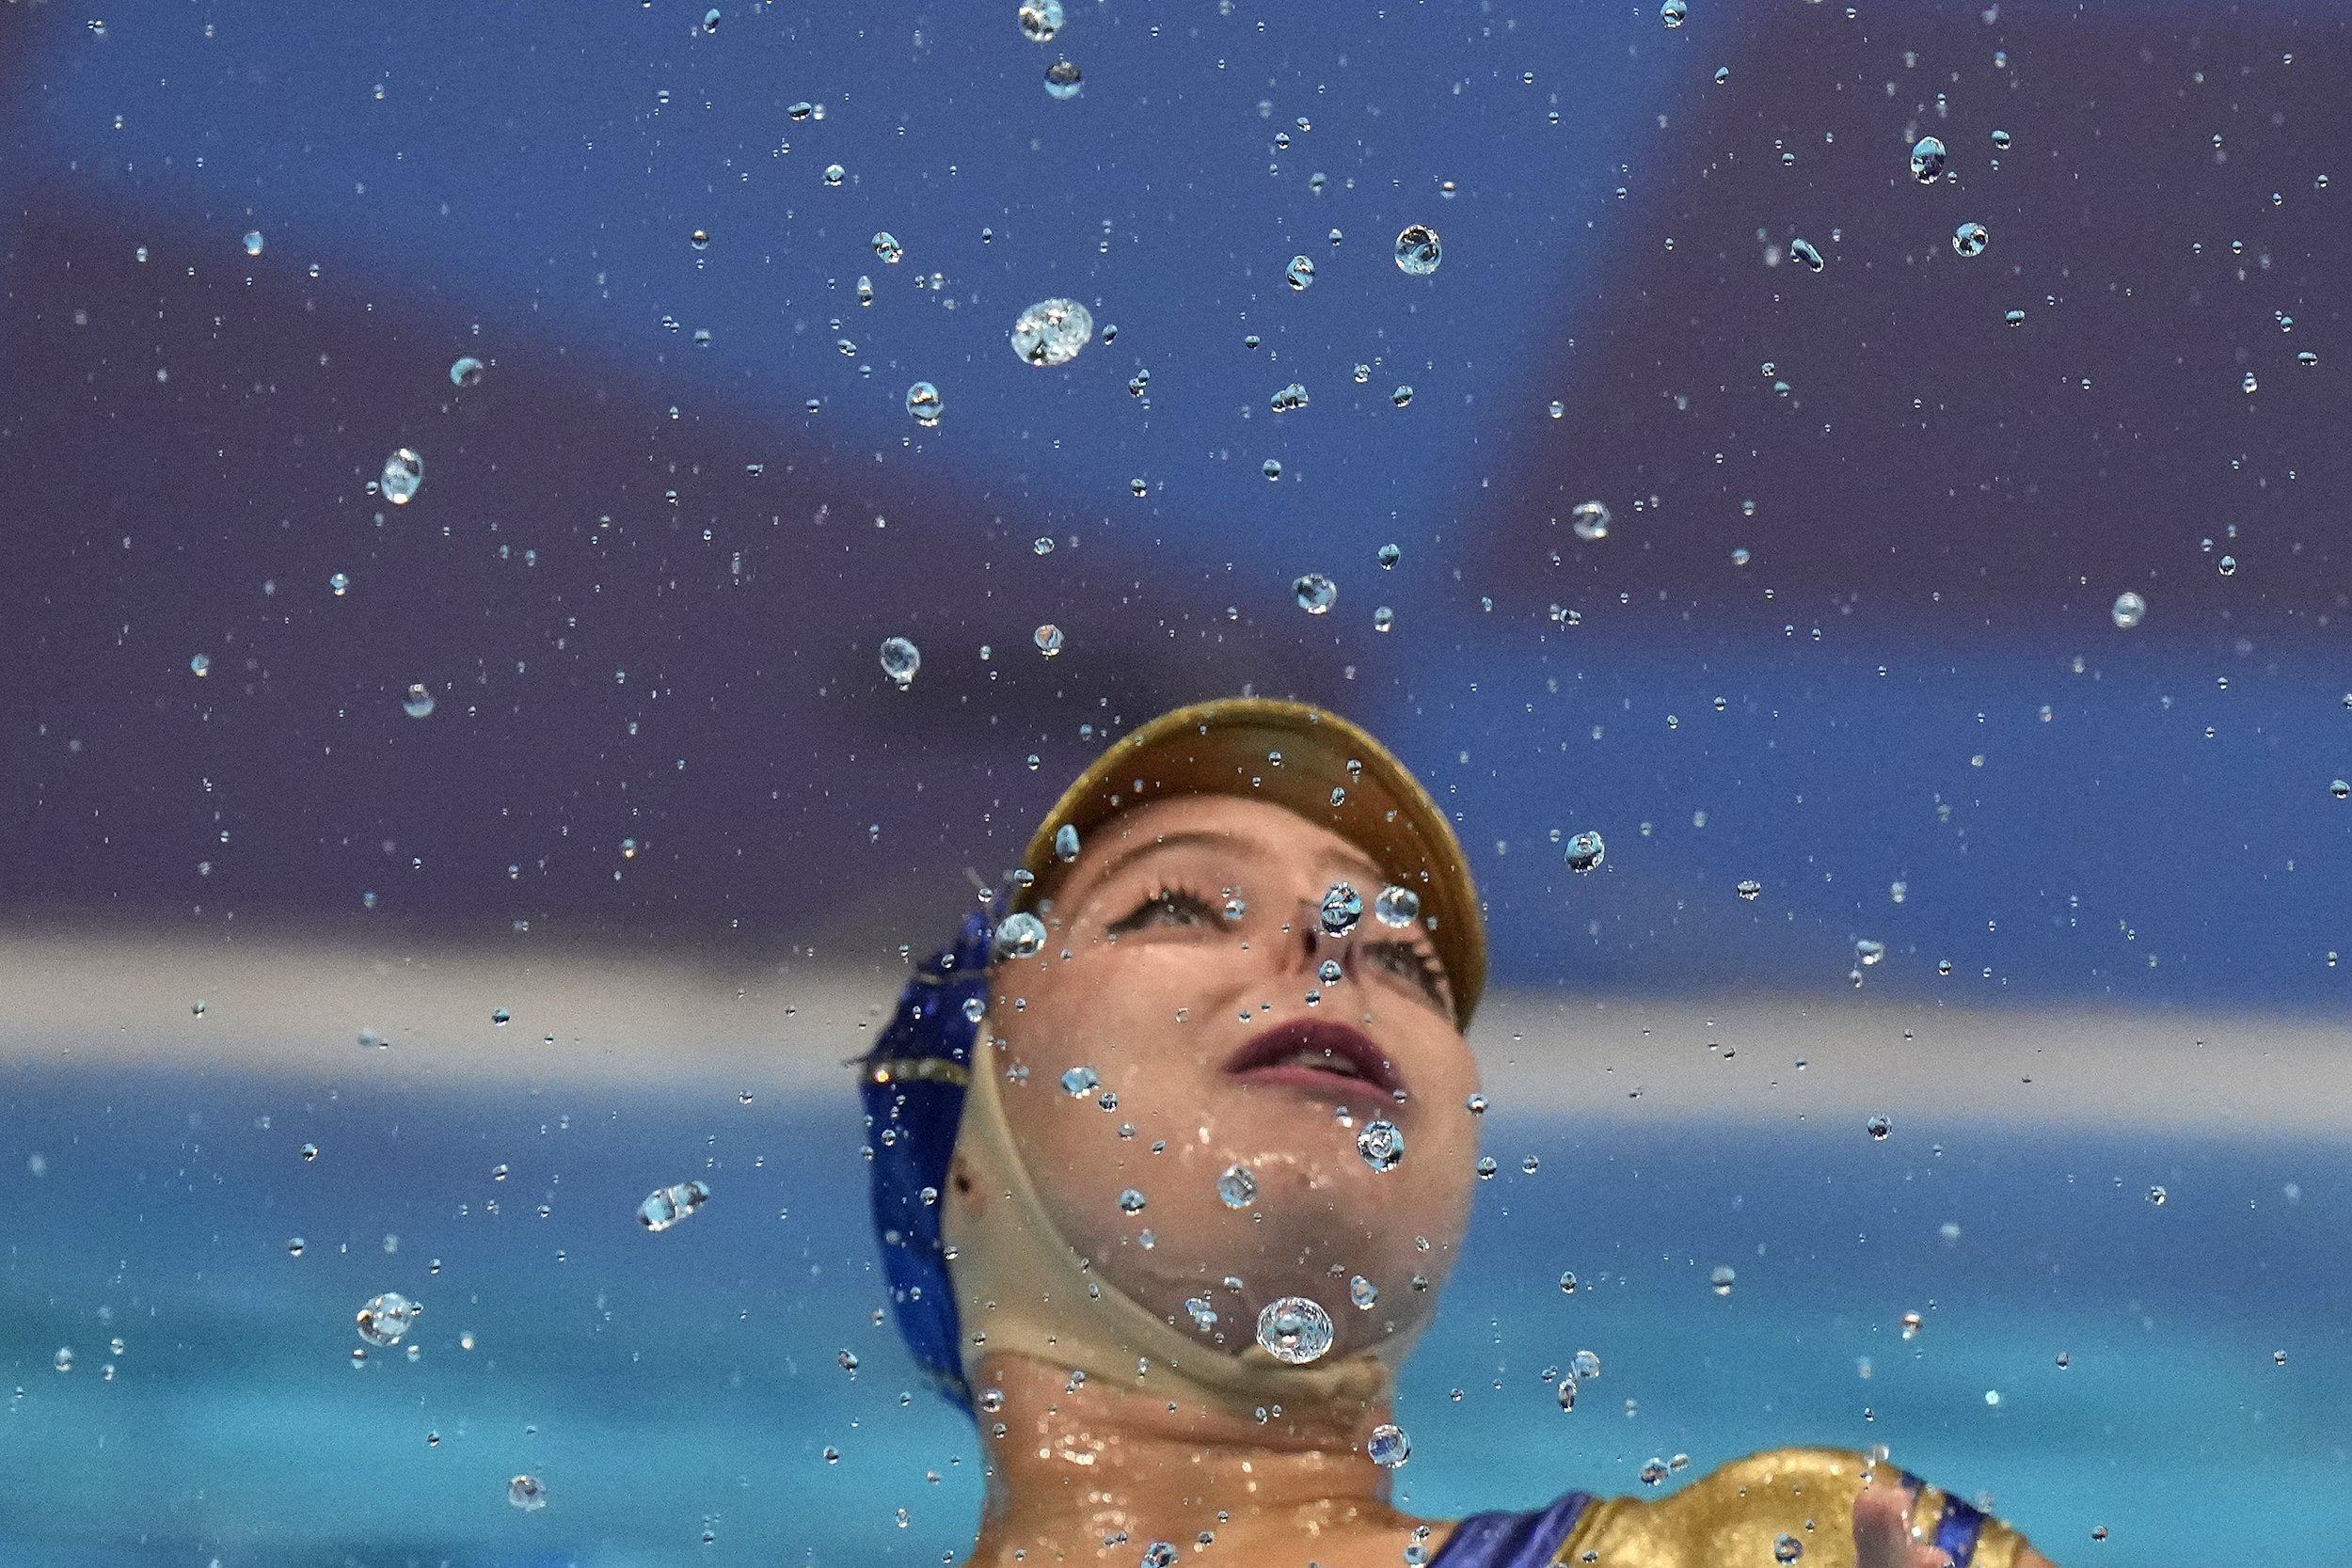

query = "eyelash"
1106;884;1221;933
1106;884;1449;1005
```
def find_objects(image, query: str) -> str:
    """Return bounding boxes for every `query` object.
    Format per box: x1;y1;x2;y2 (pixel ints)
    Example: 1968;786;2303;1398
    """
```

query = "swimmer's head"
861;698;1486;1419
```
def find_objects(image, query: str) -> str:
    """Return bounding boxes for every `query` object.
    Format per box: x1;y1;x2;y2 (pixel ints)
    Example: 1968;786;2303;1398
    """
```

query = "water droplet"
1118;1187;1147;1214
1319;882;1363;936
402;684;436;720
1475;1156;1499;1179
1376;543;1401;569
2329;778;2349;800
1393;224;1443;276
1255;1296;1335;1364
872;230;903;263
1294;572;1338;614
876;636;923;689
1271;381;1311;413
1033;623;1065;657
189;653;211;677
507;1475;548;1512
1018;0;1062;40
1640;1457;1669;1485
1373;885;1421;927
637;1178;712;1231
2111;592;2147;629
1391;384;1414;408
1010;296;1093;366
2147;1185;2168;1207
1556;1377;1578;1411
1952;221;1989;257
1142;1544;1178;1568
1043;57;1082;99
1367;1423;1412;1467
1661;0;1687;25
1216;1164;1258;1209
286;1236;305;1256
1317;958;1343;985
1910;135;1947;183
449;356;485;389
1854;939;1885;966
1284;254;1316;290
491;1006;512;1026
1788;237;1825;272
1709;1265;1736;1296
328;570;351;597
380;447;422;505
701;7;721;31
903;380;945;427
821;163;846;186
1356;1119;1405;1172
1570;500;1611;541
1735;879;1764;902
1349;1275;1379;1308
1262;458;1283;481
1564;831;1606;873
1990;129;2012;150
1060;1065;1101;1097
1712;64;1730;84
299;1142;319;1161
1773;1532;1804;1563
2218;554;2237;576
993;911;1047;959
356;1291;421;1347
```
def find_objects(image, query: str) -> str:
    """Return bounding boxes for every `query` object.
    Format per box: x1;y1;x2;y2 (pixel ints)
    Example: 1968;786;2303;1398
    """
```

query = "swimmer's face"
973;794;1483;1362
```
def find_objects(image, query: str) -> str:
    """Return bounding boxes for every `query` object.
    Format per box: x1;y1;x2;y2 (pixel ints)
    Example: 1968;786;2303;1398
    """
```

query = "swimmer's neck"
962;1351;1440;1568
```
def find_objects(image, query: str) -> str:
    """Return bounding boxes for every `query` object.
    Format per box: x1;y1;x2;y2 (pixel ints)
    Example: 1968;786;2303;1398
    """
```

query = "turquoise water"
3;1067;2344;1566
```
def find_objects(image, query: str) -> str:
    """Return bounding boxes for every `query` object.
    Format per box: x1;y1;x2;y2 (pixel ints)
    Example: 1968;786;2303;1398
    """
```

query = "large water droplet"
1661;0;1687;24
1018;0;1062;41
1709;1265;1736;1296
1564;831;1605;873
449;356;485;389
879;636;921;688
1367;1422;1411;1467
1284;255;1316;291
380;448;422;505
1043;57;1082;99
402;684;436;720
1255;1296;1335;1364
1216;1164;1258;1208
1374;885;1421;927
1393;224;1443;276
1571;500;1611;541
2112;591;2148;629
1319;882;1363;936
1060;1065;1101;1097
1349;1275;1379;1308
1294;573;1338;614
1951;220;1988;257
1789;238;1825;272
993;911;1047;958
507;1475;548;1512
637;1179;711;1231
906;381;944;426
1356;1118;1405;1172
356;1291;421;1347
872;230;904;263
1011;297;1093;366
1773;1533;1804;1563
1910;135;1947;183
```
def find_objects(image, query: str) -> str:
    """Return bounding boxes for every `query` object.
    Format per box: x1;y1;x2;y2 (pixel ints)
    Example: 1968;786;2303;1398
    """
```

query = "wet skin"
949;795;2055;1568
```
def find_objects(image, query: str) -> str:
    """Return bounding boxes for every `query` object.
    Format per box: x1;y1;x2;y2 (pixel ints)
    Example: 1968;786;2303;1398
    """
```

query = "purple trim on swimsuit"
1426;1489;1596;1568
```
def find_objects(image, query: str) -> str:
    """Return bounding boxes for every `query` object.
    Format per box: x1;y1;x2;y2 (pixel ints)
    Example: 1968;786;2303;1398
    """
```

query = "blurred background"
1;1;2345;1564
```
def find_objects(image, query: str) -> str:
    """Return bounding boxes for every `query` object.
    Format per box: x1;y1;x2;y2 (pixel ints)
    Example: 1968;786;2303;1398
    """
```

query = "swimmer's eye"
1362;940;1451;1009
1106;885;1221;935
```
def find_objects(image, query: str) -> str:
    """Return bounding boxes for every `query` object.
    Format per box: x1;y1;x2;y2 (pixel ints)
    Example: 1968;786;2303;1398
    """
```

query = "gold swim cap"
1009;696;1486;1024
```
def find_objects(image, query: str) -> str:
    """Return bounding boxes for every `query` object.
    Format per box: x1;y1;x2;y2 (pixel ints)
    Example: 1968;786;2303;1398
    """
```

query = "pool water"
3;1068;2344;1566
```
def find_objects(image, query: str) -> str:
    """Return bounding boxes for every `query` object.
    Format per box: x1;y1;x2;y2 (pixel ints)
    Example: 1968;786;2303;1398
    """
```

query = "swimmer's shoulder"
1552;1446;2040;1568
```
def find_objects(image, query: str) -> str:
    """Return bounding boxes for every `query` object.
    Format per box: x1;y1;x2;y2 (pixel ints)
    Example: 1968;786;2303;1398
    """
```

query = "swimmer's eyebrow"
1065;828;1385;911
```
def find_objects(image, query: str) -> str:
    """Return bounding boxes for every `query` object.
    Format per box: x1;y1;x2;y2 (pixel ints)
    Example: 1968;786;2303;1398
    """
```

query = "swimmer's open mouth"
1224;1020;1402;1098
